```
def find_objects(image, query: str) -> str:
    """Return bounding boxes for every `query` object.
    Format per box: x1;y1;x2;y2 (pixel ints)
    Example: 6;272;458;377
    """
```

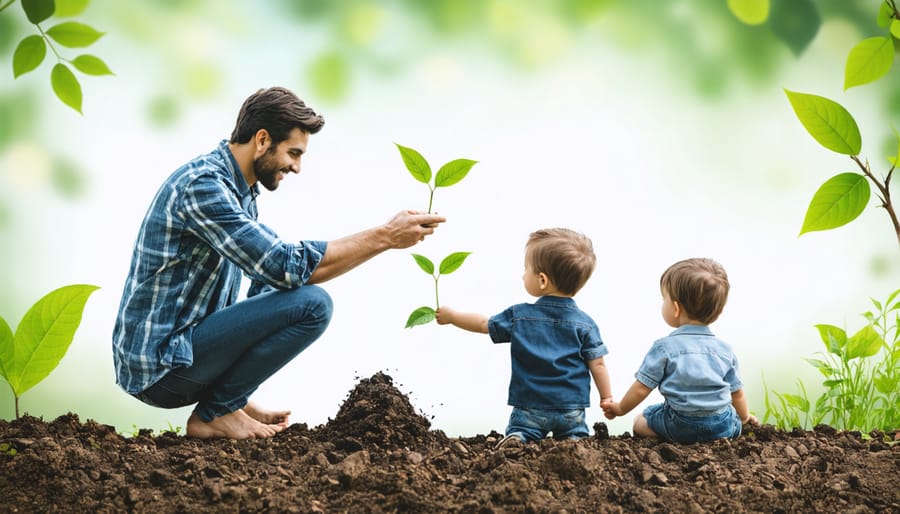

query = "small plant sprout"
395;143;478;213
405;252;472;328
0;284;99;418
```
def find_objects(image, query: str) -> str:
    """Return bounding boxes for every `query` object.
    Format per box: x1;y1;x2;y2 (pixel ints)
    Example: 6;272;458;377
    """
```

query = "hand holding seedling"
384;210;446;248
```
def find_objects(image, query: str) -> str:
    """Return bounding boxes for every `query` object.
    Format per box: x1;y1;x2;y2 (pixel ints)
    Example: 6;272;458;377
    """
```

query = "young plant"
763;288;900;433
785;0;900;247
0;284;99;418
405;252;471;328
395;143;477;213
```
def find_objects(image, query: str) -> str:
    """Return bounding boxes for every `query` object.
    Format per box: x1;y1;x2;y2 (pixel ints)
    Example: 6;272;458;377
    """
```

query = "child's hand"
743;414;759;426
435;306;454;325
601;399;619;420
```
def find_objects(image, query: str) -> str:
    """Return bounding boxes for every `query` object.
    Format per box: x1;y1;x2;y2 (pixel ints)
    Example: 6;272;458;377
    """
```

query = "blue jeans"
505;407;590;442
134;286;332;422
643;402;742;443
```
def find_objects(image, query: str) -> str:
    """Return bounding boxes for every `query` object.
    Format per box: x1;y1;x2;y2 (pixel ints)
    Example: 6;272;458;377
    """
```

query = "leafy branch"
395;143;477;214
10;0;113;113
405;252;471;328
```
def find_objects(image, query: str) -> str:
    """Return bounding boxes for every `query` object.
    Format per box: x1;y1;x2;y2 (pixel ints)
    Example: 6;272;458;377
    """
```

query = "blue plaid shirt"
113;140;327;394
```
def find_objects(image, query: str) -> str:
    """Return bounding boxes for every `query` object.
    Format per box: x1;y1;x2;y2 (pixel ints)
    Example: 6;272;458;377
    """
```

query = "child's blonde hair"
526;228;596;296
660;258;729;324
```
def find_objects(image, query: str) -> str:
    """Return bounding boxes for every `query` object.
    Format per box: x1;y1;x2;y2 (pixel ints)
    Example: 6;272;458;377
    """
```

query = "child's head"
524;228;596;297
659;258;729;325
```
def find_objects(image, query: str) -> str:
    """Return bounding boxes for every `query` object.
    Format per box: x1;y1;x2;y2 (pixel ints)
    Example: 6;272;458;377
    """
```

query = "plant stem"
433;275;440;310
427;187;435;214
0;0;15;14
852;155;900;248
14;396;19;420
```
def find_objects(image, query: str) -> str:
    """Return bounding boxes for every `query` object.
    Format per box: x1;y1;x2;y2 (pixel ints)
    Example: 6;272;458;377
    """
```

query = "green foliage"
799;173;870;235
395;143;477;213
784;1;900;247
726;0;770;26
405;252;472;328
0;284;99;418
7;0;113;113
763;289;900;434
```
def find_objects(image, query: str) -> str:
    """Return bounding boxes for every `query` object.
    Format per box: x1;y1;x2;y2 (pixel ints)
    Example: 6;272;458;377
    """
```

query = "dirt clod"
1;372;897;513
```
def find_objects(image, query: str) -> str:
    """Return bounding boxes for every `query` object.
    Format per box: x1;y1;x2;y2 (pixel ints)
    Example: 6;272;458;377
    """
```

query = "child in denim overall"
436;228;612;443
601;258;758;443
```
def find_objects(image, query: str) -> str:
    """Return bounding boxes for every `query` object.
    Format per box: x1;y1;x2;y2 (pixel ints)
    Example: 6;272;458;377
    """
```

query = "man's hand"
384;210;446;249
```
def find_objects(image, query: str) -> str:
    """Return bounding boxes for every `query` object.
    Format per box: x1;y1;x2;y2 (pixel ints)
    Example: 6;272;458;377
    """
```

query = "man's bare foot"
186;409;285;439
243;401;291;428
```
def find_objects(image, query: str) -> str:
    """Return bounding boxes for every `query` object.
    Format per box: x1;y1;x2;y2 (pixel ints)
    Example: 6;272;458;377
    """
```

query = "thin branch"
853;155;900;247
0;0;15;14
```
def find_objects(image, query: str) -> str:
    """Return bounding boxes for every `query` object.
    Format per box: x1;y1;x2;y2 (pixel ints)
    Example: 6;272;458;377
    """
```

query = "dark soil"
0;373;897;513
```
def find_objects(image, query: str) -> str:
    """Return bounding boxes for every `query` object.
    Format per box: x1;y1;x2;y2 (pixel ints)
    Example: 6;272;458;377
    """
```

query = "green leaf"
12;35;46;78
435;158;477;188
438;252;471;275
784;90;861;155
54;0;89;17
50;63;82;113
405;306;435;328
307;51;350;103
846;325;884;360
21;0;55;24
890;124;900;169
411;253;435;275
782;393;809;412
892;19;900;39
769;0;820;56
815;324;847;354
844;37;894;90
6;284;99;396
874;374;894;395
395;143;431;184
878;2;893;28
803;357;834;377
0;316;12;382
727;0;769;25
71;54;113;76
799;173;870;235
46;21;104;48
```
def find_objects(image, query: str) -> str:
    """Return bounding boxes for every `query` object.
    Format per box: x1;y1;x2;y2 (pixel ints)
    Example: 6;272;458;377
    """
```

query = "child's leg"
505;407;550;442
632;412;659;438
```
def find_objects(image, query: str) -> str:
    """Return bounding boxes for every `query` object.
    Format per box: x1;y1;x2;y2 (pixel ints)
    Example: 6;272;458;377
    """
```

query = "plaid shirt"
113;140;326;394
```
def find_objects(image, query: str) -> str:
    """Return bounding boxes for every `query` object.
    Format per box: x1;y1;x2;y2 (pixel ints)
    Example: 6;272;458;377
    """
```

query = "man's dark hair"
229;87;325;145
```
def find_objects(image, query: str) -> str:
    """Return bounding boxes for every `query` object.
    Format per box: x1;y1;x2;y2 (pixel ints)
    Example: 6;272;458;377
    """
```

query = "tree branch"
853;155;900;247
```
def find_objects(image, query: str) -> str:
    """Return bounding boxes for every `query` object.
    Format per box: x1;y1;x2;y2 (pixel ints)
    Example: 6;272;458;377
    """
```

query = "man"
113;87;444;439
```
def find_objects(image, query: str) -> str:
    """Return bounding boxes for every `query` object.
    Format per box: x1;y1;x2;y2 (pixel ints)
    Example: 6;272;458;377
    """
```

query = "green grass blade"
0;317;12;382
9;284;99;395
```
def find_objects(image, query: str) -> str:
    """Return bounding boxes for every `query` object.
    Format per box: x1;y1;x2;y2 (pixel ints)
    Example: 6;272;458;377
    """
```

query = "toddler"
601;258;757;443
436;228;612;443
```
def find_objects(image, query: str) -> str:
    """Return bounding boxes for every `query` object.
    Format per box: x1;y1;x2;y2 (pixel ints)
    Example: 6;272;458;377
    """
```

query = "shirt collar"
669;324;714;337
535;295;576;307
217;139;259;202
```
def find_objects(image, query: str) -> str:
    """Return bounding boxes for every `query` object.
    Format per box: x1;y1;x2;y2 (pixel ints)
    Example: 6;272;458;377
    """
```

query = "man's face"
253;128;309;191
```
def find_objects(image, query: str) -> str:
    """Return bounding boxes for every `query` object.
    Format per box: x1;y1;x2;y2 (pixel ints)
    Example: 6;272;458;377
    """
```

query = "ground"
0;373;897;513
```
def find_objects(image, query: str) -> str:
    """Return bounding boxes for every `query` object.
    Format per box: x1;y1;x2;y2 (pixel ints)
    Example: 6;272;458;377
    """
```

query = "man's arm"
307;210;445;284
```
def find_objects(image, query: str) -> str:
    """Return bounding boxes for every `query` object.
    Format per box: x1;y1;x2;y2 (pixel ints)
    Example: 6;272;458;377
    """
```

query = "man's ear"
254;129;271;154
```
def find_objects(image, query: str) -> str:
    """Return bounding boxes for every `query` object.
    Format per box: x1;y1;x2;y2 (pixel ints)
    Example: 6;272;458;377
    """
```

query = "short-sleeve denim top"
636;325;743;416
488;296;607;410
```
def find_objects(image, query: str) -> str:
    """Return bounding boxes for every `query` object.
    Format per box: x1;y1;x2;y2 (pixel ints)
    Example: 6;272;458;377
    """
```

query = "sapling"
0;284;99;418
395;142;478;327
405;252;471;328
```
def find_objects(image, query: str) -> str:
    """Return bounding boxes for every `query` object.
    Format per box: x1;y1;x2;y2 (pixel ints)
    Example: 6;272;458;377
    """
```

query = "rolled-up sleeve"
180;176;326;289
635;341;667;389
488;307;515;343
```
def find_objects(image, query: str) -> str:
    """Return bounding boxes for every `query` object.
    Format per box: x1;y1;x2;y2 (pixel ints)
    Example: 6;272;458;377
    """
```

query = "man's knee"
295;285;333;324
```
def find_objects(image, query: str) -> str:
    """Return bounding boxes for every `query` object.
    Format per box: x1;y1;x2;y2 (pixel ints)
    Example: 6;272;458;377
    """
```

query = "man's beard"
253;147;283;191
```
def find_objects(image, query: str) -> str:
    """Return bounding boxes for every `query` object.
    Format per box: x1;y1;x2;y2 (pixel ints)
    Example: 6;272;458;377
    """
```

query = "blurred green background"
0;0;897;437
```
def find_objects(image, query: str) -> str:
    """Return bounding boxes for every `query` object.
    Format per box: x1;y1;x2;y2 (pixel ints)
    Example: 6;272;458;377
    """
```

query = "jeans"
643;402;742;443
134;285;332;422
505;407;590;442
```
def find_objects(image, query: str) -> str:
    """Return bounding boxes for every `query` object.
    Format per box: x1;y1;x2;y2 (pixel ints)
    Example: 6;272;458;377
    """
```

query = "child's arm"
435;306;489;334
587;357;613;405
731;389;758;425
602;380;653;420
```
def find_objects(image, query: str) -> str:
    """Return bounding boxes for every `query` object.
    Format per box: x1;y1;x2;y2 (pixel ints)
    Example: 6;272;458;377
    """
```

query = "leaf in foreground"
405;306;436;328
784;90;861;155
439;252;472;275
6;284;99;396
435;159;478;188
21;0;54;24
51;63;83;113
46;22;105;48
411;253;435;275
726;0;770;25
12;35;46;78
0;317;12;382
396;143;431;184
844;37;894;90
799;173;870;235
72;54;114;76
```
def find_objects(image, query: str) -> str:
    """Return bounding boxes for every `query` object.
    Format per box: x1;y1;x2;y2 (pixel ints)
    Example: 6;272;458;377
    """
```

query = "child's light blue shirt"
635;325;743;416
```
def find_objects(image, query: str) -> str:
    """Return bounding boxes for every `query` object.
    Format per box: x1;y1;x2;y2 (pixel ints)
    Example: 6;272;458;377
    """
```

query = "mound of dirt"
0;372;897;513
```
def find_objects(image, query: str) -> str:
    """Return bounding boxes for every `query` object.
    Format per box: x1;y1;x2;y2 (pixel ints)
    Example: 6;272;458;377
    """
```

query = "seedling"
395;143;477;213
0;284;99;418
405;252;471;328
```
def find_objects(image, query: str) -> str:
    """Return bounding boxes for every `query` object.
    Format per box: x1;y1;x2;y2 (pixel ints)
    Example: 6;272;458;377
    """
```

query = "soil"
0;373;897;513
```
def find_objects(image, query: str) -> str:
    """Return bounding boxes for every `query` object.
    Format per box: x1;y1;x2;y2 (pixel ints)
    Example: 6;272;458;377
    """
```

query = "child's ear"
538;272;550;290
672;300;682;318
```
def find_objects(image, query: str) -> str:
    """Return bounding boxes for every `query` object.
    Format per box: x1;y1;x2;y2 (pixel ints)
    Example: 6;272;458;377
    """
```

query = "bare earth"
0;372;897;513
